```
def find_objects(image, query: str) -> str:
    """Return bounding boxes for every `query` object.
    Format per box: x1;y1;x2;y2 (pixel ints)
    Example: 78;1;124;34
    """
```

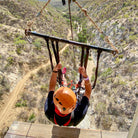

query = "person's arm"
49;63;62;92
78;67;92;100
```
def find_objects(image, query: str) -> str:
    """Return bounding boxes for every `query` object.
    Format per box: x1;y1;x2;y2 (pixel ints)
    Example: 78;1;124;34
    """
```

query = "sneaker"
62;67;66;74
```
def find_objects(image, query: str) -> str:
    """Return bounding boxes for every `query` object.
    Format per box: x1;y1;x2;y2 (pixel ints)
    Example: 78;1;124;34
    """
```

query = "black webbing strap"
80;47;84;81
51;40;58;63
77;47;89;94
62;0;66;5
84;48;90;69
92;50;102;89
56;41;60;63
45;38;54;70
51;40;62;86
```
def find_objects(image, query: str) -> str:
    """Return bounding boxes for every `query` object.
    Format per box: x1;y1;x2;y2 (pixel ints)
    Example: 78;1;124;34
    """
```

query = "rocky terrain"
0;0;137;136
0;0;68;97
76;0;138;131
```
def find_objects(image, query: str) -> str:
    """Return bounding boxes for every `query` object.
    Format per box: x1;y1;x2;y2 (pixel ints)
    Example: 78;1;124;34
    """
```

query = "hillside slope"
0;0;137;136
72;0;138;131
0;0;69;98
51;0;138;131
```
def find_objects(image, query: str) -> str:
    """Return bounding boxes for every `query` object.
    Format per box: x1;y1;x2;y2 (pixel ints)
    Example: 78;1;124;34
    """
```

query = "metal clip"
25;29;32;44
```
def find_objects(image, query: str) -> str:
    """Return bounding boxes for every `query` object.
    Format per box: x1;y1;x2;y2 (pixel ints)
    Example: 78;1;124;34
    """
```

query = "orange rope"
75;1;118;54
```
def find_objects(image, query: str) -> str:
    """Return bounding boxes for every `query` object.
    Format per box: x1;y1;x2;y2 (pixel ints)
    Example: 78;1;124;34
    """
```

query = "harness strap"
51;40;62;86
55;41;63;86
45;39;54;70
62;0;66;5
84;48;90;69
51;40;58;64
92;50;102;89
56;41;60;63
79;47;84;81
77;47;89;94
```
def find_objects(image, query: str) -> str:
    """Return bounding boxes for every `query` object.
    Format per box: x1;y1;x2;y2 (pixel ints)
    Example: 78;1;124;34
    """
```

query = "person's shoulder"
49;91;54;94
48;91;54;97
82;96;89;101
81;96;89;104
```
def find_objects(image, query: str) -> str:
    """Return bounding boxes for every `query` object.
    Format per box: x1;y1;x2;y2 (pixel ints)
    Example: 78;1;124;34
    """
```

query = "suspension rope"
51;40;58;64
27;0;51;29
80;47;84;81
56;41;60;63
62;0;66;5
68;0;74;40
45;39;54;70
68;0;76;68
77;47;89;94
84;48;90;69
92;50;102;89
51;40;62;86
75;1;118;54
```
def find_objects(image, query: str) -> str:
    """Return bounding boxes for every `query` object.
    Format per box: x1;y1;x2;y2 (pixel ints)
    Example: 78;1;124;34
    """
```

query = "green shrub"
91;75;95;82
101;67;113;77
33;39;42;50
95;102;106;115
78;27;88;43
7;57;14;65
16;47;22;55
115;57;120;64
129;34;137;41
28;113;35;122
101;116;112;130
41;84;48;92
119;80;127;85
91;33;96;38
14;35;26;46
124;14;129;18
15;99;27;107
100;34;104;40
118;55;123;59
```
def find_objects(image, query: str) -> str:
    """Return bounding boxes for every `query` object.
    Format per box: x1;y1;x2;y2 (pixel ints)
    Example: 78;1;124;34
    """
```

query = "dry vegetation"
0;0;138;136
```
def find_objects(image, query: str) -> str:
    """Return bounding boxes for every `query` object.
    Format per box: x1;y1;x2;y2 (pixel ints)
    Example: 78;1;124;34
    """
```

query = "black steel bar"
28;31;116;55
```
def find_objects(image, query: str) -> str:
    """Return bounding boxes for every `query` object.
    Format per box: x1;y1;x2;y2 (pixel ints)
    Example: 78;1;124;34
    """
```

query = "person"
44;62;92;126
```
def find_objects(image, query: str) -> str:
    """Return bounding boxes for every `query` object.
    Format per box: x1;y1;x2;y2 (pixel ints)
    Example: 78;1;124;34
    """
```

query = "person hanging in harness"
44;62;92;126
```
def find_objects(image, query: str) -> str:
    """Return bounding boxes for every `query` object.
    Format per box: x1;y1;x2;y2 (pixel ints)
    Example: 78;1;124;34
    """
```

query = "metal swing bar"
25;30;117;55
